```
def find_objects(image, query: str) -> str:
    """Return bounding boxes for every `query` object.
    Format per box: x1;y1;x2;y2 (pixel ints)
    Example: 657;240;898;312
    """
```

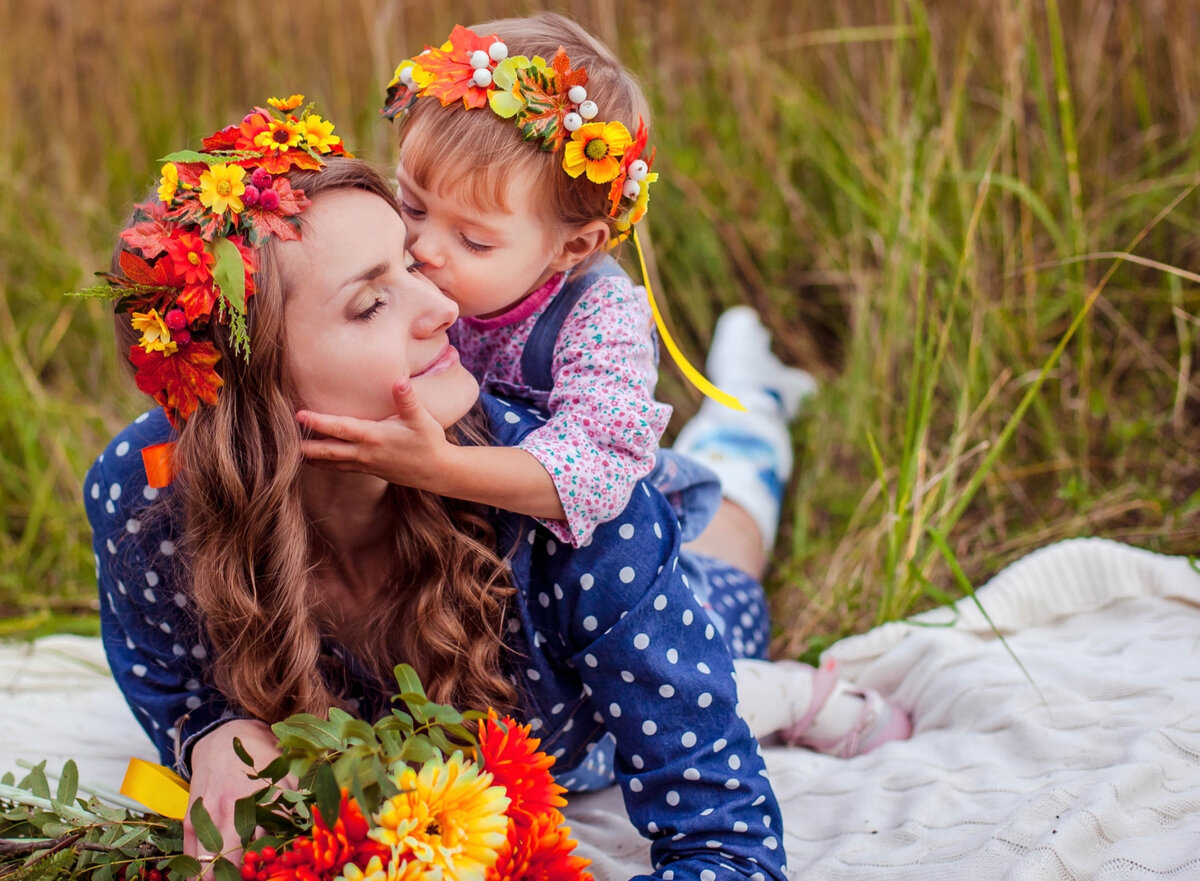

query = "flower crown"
381;25;658;247
79;96;349;434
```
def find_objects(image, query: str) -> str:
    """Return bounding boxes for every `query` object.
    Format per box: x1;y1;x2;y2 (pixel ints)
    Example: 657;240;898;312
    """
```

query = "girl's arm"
296;382;566;521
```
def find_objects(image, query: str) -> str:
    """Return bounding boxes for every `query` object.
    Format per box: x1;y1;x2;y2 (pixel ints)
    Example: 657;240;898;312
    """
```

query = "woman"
85;101;903;881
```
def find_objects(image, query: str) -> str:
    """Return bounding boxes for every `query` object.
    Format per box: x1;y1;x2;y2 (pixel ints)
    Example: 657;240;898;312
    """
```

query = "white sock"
734;659;868;742
673;307;816;550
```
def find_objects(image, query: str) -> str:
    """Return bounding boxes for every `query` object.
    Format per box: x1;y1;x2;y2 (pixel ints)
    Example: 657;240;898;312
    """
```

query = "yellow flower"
300;115;341;152
157;162;179;204
628;170;658;226
370;753;510;881
563;121;632;184
268;94;305;111
487;55;544;119
254;118;304;153
131;310;177;355
198;163;246;215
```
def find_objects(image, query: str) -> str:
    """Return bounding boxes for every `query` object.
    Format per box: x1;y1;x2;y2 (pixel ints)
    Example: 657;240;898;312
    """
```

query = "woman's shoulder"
84;408;176;531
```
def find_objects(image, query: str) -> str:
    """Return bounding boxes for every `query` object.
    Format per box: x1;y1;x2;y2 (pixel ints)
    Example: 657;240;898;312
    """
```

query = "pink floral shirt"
450;267;672;546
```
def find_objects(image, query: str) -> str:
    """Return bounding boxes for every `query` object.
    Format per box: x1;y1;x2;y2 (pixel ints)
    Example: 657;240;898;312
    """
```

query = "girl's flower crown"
381;25;657;248
73;96;350;483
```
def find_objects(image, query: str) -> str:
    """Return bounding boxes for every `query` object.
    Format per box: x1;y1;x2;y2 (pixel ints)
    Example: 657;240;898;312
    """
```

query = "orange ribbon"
142;441;177;488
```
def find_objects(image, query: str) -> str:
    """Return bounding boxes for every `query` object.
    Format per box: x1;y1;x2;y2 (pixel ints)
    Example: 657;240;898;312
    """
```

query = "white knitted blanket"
3;538;1198;880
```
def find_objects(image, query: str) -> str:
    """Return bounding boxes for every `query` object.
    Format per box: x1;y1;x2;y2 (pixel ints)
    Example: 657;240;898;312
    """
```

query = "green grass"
1;0;1197;653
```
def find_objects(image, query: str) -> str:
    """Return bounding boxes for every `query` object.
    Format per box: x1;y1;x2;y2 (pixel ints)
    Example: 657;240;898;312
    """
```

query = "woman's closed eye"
355;296;386;321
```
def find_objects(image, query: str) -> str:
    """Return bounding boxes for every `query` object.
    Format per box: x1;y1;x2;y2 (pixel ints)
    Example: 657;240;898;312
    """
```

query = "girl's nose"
409;231;444;269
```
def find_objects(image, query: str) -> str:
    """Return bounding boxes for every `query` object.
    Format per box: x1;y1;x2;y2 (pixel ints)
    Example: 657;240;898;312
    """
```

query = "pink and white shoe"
781;658;912;758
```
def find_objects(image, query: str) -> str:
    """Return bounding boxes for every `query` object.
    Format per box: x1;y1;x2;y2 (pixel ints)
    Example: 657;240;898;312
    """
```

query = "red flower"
163;232;215;286
476;712;566;824
244;792;390;881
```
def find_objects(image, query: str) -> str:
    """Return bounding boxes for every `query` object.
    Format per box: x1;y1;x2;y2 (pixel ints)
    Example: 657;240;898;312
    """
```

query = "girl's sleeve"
518;272;673;548
534;484;789;881
84;412;239;776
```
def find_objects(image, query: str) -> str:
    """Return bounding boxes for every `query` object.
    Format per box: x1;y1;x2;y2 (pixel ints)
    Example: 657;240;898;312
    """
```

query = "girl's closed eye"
459;234;491;254
400;202;425;220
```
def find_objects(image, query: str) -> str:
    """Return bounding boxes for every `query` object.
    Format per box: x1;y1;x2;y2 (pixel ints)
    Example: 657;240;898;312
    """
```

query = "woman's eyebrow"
338;261;389;292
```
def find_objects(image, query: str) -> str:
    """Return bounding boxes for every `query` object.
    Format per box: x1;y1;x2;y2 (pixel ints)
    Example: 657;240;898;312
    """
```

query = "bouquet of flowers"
0;666;592;881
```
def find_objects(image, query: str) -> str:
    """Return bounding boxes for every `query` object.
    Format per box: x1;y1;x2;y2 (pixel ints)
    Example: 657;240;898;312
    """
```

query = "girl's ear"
549;220;610;272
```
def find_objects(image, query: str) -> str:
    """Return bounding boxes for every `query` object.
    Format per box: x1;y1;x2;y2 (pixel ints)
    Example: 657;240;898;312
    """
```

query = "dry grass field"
1;0;1197;658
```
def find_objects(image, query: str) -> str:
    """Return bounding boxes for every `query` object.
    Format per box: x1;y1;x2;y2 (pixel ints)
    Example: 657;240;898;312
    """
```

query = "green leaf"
157;150;215;165
230;737;256;770
210;237;247;315
54;760;78;806
233;794;258;847
272;716;344;751
212;857;240;881
392;664;427;701
164;855;204;880
21;761;52;800
397;734;437;765
312;763;341;828
188;798;225;854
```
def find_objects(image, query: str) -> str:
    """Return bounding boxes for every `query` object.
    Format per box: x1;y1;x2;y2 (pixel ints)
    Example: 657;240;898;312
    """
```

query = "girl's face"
280;188;479;427
395;160;578;319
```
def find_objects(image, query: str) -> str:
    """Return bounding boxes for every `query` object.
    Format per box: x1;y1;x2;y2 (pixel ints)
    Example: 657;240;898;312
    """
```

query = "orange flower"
486;810;593;881
269;94;305;111
476;713;565;823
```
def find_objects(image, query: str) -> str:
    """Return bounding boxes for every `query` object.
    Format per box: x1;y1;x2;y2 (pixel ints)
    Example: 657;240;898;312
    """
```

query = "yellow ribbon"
632;231;746;411
120;757;190;819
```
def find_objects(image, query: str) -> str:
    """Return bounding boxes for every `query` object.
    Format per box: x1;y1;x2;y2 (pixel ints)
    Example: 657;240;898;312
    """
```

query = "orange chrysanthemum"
486;810;593;881
476;712;566;824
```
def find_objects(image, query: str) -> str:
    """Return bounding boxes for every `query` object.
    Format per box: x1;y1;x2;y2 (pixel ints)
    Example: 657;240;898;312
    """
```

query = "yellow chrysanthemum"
157;162;179;204
370;753;510;881
268;94;305;111
563;121;632;184
197;163;246;215
301;115;341;152
254;118;304;153
131;309;177;355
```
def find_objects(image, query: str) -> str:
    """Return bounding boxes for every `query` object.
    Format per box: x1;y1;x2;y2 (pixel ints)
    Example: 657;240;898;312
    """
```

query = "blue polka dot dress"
85;401;787;881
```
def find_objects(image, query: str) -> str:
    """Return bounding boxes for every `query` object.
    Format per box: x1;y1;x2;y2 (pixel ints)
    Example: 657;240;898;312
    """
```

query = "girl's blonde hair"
399;12;651;238
114;159;516;722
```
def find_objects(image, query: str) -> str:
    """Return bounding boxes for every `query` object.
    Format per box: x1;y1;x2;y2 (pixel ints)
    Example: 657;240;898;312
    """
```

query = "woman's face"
279;187;479;427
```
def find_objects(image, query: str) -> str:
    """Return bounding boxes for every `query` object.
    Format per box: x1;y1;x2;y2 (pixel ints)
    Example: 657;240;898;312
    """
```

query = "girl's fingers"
295;409;368;442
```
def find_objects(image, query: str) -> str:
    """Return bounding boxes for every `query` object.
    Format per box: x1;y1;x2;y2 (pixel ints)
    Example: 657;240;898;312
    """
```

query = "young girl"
298;13;811;551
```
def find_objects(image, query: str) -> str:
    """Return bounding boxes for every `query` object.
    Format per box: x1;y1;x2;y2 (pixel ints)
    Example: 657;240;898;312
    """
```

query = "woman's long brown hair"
115;159;516;722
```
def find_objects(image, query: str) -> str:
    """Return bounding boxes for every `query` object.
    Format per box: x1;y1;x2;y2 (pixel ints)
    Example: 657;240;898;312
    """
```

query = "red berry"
240;866;256;880
173;330;192;346
260;846;277;861
242;184;260;207
251;168;273;189
148;870;163;881
257;189;280;211
164;308;187;331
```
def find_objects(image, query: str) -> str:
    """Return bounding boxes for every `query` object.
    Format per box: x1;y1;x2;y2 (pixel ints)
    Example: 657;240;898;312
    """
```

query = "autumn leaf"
418;25;499;109
129;340;223;428
119;202;174;258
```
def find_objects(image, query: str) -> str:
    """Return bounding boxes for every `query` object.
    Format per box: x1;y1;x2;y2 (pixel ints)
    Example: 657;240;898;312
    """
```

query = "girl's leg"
677;306;816;572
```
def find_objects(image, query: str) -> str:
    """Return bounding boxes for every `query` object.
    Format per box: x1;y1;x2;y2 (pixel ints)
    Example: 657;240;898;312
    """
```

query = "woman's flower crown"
76;95;349;432
381;25;658;247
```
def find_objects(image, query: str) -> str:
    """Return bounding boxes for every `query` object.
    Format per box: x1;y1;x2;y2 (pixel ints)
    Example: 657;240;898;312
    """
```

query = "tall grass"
1;0;1196;654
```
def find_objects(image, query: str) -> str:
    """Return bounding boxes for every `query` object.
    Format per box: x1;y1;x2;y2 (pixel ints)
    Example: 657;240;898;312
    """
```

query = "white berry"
564;112;583;132
470;50;490;69
568;85;588;104
472;68;493;88
579;100;599;120
629;159;649;181
489;41;508;62
623;179;641;199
